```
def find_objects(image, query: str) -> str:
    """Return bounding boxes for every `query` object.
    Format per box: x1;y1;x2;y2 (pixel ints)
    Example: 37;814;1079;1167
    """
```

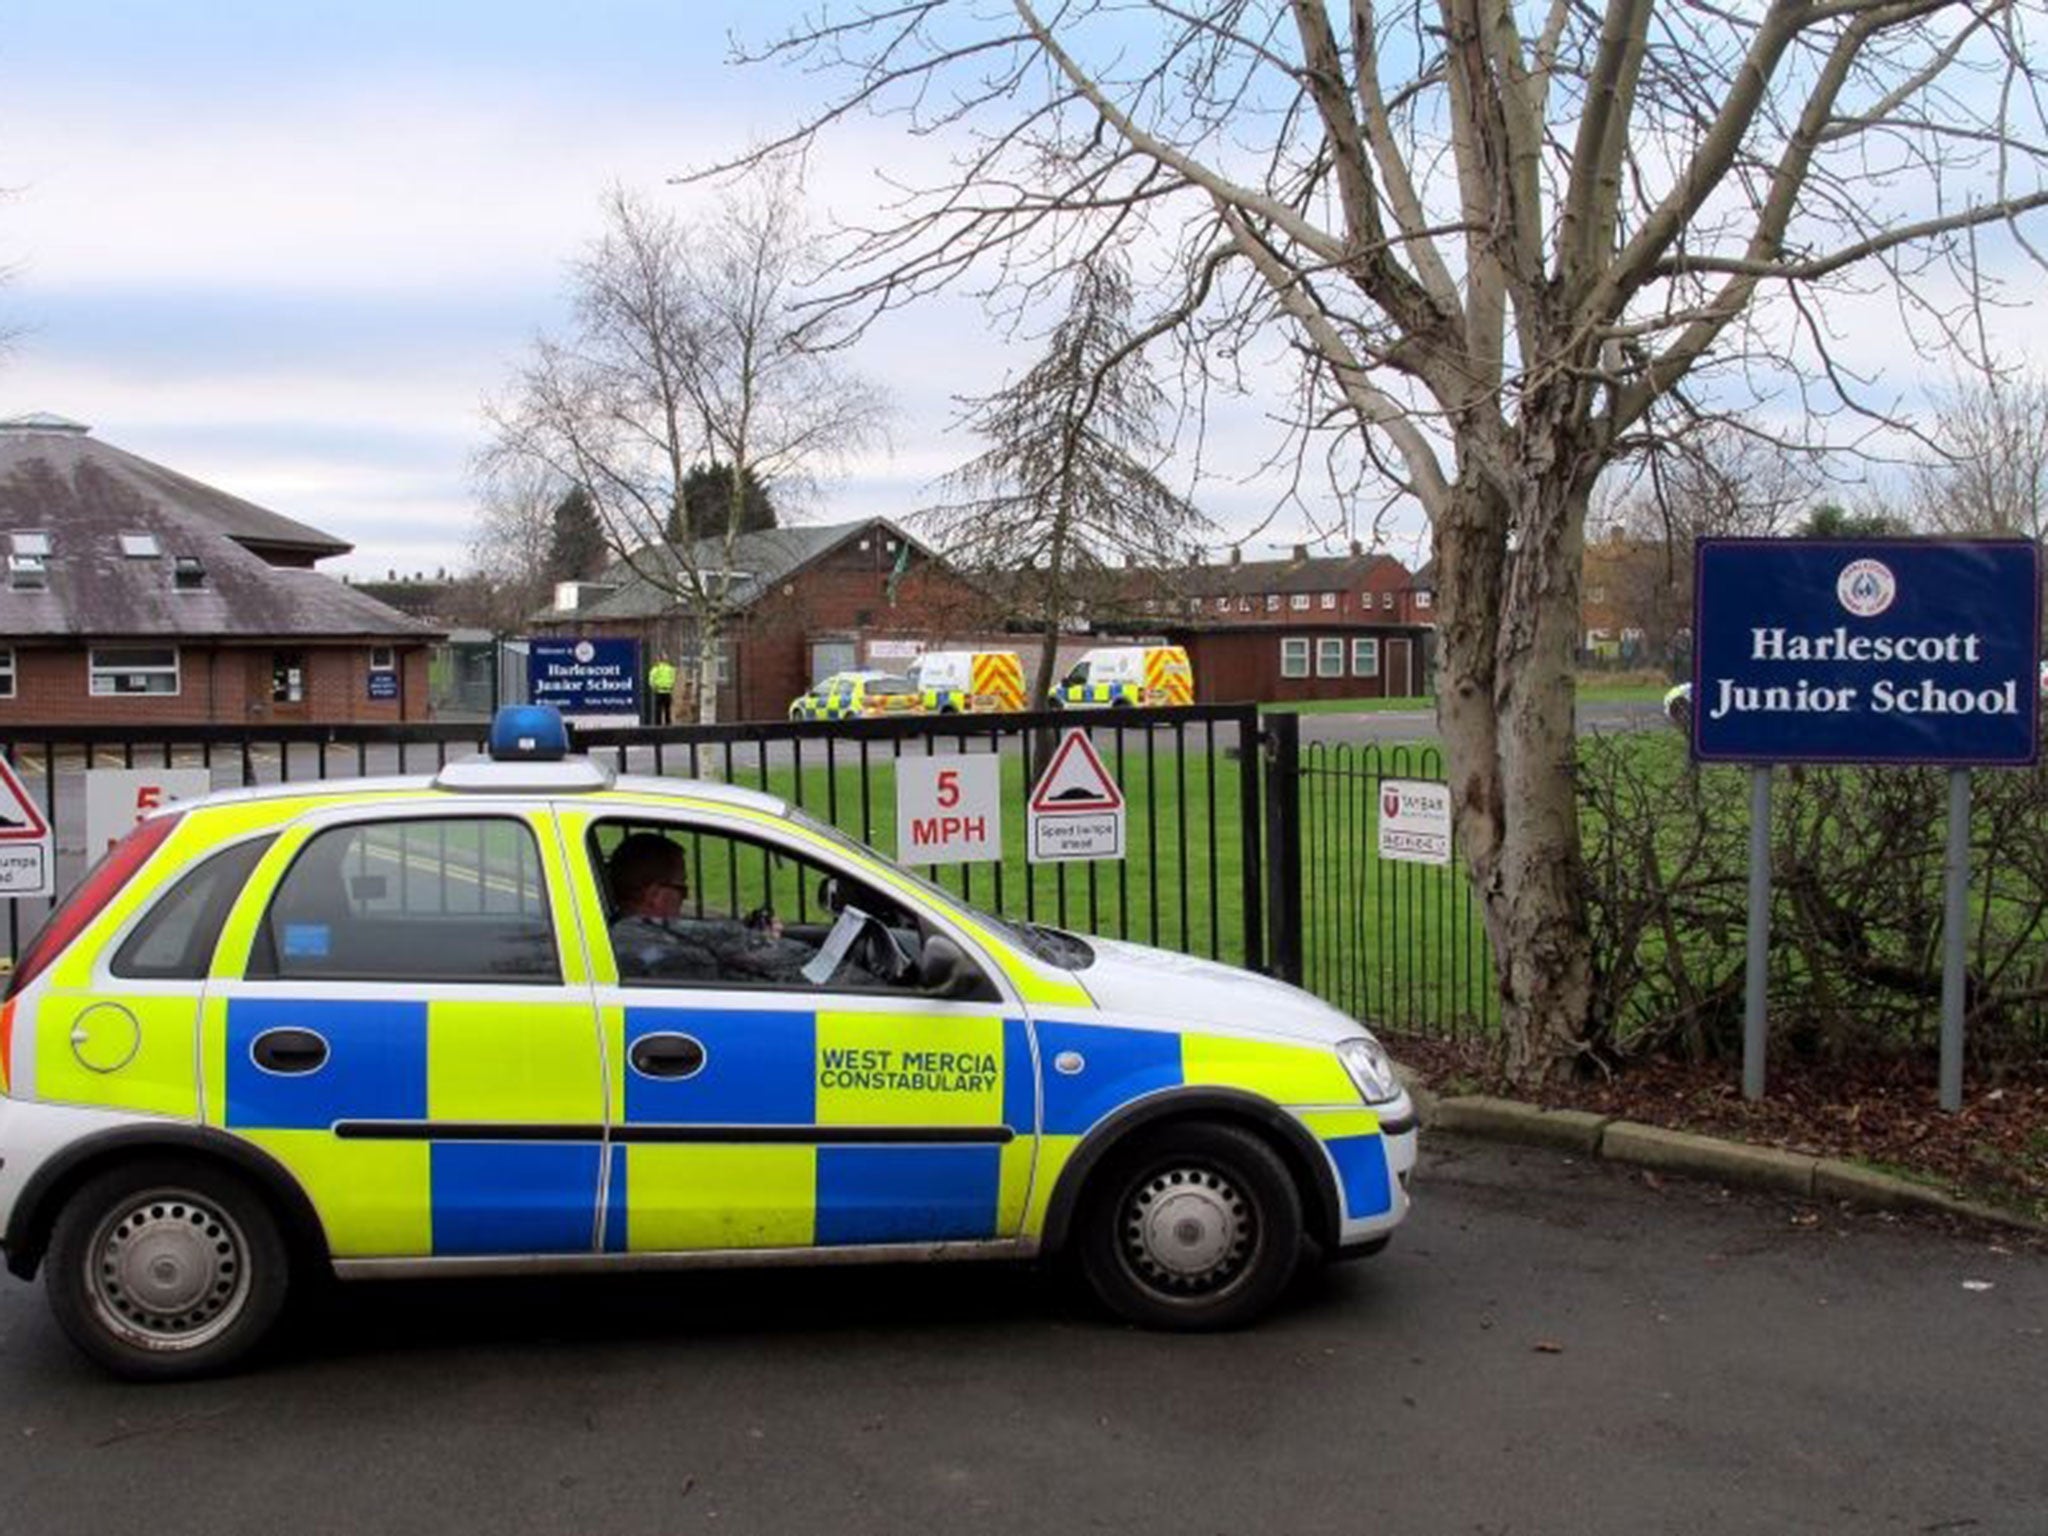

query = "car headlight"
1336;1036;1401;1104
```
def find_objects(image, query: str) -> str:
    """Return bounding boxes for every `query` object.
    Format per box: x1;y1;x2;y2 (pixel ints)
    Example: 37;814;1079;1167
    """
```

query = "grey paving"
1;1134;2041;1535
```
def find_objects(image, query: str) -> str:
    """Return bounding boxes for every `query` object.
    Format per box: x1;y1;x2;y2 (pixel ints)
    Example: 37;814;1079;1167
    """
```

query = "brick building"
1117;543;1436;702
531;518;994;720
0;414;441;724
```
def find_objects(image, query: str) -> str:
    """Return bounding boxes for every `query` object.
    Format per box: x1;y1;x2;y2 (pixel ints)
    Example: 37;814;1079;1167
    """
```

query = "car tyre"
1077;1122;1302;1331
45;1157;292;1382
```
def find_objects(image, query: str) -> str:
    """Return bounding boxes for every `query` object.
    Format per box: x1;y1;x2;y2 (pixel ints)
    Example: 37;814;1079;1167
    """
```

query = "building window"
369;646;397;673
1316;637;1345;677
272;651;307;704
1319;593;1336;610
1237;596;1252;613
1416;591;1432;610
1214;596;1229;613
1289;593;1310;611
1381;592;1394;610
119;533;161;559
90;646;180;696
1280;637;1310;679
1352;638;1380;677
0;648;14;698
1265;594;1281;612
8;555;46;591
1187;598;1201;615
10;531;49;558
174;556;208;591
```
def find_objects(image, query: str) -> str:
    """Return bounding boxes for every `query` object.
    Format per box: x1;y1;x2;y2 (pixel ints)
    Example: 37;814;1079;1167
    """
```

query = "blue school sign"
525;636;642;725
1692;539;2041;766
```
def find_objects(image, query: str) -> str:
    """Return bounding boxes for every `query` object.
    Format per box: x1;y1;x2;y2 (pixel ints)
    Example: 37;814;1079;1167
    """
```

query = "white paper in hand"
802;905;871;986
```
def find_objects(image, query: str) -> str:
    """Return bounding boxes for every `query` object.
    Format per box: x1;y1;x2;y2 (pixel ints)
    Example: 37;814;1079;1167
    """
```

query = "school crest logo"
1382;787;1400;820
1836;558;1896;619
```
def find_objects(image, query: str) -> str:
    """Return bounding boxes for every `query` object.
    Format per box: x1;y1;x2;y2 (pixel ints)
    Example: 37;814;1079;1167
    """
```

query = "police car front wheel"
1077;1122;1303;1330
45;1158;291;1381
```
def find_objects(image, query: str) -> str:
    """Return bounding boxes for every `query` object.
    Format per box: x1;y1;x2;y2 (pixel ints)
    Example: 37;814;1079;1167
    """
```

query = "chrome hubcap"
1120;1165;1255;1296
86;1190;251;1352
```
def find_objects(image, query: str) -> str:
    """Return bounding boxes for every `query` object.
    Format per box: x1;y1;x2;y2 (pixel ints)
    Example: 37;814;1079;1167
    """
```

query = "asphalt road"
1;1134;2039;1536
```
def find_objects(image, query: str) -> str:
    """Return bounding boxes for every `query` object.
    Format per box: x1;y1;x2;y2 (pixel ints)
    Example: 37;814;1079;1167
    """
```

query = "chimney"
1291;543;1309;562
1228;547;1242;566
1350;539;1363;557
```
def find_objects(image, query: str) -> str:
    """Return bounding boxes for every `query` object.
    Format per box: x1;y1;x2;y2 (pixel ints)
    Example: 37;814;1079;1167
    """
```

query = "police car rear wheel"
47;1159;290;1381
1079;1123;1302;1330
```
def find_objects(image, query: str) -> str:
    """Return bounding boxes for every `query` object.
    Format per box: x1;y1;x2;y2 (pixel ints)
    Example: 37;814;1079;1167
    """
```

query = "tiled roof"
0;421;437;641
542;518;928;622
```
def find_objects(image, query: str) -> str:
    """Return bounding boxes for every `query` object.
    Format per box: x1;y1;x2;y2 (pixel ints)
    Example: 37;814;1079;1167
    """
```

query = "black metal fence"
0;707;1499;1034
1285;717;1500;1038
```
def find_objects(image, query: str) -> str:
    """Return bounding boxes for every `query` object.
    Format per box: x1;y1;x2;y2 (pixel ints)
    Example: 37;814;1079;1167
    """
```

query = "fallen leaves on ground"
1391;1035;2048;1225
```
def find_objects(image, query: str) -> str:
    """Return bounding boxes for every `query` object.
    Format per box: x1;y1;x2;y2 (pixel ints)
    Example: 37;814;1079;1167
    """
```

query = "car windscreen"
784;806;1093;970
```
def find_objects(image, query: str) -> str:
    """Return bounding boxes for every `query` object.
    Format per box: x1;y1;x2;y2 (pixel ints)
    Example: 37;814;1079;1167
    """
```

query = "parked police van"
1052;645;1195;709
0;706;1411;1378
905;651;1026;713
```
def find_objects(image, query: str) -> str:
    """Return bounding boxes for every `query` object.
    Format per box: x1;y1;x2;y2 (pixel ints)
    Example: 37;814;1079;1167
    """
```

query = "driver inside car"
606;831;890;988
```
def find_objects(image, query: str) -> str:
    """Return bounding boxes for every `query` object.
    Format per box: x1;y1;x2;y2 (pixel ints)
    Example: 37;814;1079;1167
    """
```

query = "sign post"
896;755;1003;865
1027;728;1126;863
85;769;213;857
524;637;642;727
1694;538;2041;1107
1376;779;1452;866
0;754;51;899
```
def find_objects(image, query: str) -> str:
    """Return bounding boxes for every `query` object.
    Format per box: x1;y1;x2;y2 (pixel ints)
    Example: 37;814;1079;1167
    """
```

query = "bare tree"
485;178;886;721
1914;371;2048;541
721;0;2048;1084
467;460;563;633
924;259;1211;706
1594;428;1820;666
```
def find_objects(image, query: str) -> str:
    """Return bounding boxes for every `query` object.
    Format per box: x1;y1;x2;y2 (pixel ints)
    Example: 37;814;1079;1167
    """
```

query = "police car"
0;707;1415;1378
788;671;923;722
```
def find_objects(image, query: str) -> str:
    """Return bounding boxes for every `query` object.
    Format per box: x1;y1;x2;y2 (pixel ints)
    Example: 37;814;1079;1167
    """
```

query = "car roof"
175;764;792;819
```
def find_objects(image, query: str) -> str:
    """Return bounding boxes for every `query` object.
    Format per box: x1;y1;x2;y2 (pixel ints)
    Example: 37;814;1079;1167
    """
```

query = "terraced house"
0;414;440;724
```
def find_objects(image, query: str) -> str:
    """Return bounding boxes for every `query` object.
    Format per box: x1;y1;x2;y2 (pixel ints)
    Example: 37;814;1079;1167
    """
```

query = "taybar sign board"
1693;539;2041;766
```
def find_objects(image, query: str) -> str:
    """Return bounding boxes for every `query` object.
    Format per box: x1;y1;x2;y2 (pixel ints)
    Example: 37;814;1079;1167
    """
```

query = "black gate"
0;706;1497;1033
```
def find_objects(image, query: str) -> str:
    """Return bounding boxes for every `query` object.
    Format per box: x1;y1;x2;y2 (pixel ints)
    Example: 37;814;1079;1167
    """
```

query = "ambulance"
905;650;1027;714
0;707;1414;1379
1052;645;1195;709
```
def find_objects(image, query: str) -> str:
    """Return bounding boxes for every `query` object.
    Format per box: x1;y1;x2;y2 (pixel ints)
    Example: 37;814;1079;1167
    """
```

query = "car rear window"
248;816;560;984
113;835;277;980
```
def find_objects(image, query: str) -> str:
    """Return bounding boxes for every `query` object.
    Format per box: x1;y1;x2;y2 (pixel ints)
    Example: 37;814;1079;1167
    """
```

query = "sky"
2;4;2038;588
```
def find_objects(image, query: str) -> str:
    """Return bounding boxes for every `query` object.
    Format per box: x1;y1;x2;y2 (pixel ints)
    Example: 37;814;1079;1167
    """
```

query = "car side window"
113;835;278;980
248;816;560;984
589;818;994;999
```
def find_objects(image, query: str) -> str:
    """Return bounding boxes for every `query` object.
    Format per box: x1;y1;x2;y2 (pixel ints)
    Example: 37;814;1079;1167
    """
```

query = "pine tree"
544;488;607;583
668;462;776;544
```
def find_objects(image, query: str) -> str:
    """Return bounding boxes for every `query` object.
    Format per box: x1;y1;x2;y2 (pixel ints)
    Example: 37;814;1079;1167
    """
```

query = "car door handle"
630;1032;707;1080
251;1027;330;1075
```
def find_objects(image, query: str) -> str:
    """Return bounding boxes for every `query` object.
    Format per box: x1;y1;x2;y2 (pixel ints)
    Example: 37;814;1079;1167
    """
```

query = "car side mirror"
918;935;978;999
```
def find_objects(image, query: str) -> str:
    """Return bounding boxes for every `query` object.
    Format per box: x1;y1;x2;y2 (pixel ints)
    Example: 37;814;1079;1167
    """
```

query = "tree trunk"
693;614;721;726
1434;471;1596;1089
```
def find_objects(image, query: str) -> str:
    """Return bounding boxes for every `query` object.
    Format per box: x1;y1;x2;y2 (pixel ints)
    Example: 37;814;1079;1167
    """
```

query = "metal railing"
0;708;1502;1035
0;707;1269;982
1289;724;1499;1038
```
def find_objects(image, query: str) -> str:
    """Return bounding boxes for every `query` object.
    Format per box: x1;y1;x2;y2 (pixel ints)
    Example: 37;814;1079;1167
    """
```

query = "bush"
1577;733;2048;1075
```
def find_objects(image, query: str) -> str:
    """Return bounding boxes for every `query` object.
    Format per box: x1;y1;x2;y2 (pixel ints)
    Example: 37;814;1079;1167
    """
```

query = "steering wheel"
852;911;911;985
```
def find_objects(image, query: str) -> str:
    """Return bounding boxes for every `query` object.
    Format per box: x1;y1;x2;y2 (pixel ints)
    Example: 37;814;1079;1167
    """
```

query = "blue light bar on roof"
489;704;571;761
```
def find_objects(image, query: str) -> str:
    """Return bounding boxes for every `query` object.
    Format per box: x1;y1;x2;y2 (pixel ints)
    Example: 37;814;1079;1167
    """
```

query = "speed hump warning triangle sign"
1028;728;1125;862
0;754;52;897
